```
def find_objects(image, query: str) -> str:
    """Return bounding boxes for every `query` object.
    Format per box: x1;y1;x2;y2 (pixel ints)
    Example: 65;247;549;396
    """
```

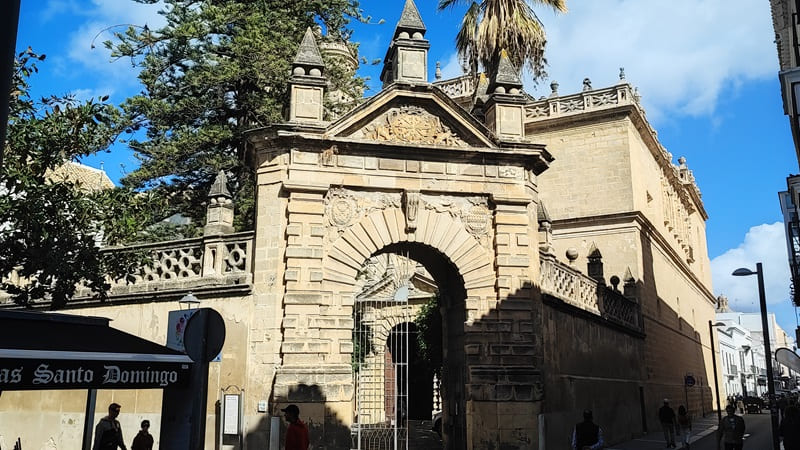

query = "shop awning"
0;310;192;390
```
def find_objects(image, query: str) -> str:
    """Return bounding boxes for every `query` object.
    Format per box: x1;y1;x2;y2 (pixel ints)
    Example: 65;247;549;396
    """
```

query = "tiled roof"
47;161;115;192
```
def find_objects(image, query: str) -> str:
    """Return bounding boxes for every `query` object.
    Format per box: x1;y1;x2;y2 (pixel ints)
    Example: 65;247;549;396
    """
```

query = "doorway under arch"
351;243;468;450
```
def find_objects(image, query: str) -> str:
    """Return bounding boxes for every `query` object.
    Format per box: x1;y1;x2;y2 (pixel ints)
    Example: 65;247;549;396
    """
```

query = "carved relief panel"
350;105;469;147
323;188;493;249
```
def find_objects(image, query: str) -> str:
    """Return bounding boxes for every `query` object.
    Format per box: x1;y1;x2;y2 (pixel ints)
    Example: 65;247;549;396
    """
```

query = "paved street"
609;412;775;450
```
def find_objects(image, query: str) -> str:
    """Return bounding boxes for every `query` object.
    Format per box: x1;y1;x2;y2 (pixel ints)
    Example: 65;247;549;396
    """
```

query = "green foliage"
414;293;443;376
1;49;166;308
439;0;567;82
352;306;371;373
109;0;366;230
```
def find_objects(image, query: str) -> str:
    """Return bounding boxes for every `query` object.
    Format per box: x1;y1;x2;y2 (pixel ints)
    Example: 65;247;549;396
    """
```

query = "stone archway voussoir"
338;228;374;262
367;211;394;249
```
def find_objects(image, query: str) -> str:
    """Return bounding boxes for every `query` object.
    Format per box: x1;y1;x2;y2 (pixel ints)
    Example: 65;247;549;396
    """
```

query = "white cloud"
62;0;165;91
71;87;115;102
522;0;776;121
439;53;464;80
710;223;791;312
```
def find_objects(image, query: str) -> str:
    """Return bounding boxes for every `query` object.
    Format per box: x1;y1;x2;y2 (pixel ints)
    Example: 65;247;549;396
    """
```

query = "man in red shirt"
282;404;309;450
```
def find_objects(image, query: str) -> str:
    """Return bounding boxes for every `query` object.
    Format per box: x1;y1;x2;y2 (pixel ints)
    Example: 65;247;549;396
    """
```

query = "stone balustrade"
599;286;642;331
525;83;636;121
540;253;642;332
433;74;474;99
71;231;254;300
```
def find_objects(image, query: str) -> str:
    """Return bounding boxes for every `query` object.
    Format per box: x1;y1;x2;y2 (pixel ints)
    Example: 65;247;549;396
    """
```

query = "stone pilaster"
465;198;542;449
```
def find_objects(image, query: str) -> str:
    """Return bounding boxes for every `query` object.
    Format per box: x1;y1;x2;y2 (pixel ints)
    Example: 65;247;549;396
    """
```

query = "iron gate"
352;257;413;450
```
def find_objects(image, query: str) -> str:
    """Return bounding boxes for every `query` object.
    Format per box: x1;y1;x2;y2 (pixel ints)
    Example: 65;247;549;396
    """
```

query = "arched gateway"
246;3;552;447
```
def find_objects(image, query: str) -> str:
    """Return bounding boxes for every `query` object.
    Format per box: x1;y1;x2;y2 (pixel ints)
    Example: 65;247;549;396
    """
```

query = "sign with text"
0;358;190;390
223;394;241;435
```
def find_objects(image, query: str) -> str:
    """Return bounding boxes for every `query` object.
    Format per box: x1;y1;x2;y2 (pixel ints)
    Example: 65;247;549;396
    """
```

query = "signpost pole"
81;389;97;450
683;374;693;412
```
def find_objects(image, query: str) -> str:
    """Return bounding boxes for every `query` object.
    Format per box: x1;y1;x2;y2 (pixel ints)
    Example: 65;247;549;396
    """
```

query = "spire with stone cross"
484;49;526;140
204;170;234;235
288;27;326;123
380;0;430;86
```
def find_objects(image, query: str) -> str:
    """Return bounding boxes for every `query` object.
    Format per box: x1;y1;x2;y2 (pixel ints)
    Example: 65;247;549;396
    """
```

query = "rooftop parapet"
525;73;705;217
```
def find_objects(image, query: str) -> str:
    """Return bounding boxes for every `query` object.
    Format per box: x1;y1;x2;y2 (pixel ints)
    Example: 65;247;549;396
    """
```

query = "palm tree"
439;0;567;81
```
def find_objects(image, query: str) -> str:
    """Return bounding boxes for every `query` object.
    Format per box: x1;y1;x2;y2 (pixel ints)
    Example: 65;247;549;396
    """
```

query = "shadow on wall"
637;232;713;434
245;383;350;450
538;233;714;448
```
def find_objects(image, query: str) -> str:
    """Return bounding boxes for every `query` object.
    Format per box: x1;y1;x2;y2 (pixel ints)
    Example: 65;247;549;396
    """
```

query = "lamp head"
179;292;201;309
732;268;756;277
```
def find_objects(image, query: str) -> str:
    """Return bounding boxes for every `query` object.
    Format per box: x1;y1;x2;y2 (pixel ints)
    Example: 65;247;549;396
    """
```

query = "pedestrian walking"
780;405;800;450
281;404;309;450
92;403;127;450
131;420;153;450
571;409;604;450
658;399;677;448
717;404;745;450
676;405;691;449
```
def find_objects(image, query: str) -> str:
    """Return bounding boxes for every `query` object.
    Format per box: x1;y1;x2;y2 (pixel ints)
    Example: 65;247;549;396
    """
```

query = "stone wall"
540;296;646;446
527;95;719;435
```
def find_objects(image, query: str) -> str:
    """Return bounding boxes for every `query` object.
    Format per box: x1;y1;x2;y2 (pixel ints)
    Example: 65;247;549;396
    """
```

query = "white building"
715;321;767;398
716;310;798;395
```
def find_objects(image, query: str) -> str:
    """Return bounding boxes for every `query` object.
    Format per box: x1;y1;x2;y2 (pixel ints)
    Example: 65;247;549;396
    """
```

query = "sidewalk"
607;415;719;450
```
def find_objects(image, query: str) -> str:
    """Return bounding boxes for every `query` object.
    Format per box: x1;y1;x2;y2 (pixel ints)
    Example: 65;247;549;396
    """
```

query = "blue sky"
17;1;800;338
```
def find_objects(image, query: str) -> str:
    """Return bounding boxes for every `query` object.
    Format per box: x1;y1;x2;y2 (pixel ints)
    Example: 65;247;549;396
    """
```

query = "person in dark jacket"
780;405;800;450
571;409;604;450
658;399;677;448
131;420;153;450
717;404;745;450
92;403;126;450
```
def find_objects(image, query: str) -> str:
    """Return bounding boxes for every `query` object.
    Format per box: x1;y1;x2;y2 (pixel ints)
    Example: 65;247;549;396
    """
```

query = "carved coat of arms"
358;106;468;147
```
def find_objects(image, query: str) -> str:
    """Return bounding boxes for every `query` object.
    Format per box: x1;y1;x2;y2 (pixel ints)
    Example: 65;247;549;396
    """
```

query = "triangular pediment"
326;84;497;149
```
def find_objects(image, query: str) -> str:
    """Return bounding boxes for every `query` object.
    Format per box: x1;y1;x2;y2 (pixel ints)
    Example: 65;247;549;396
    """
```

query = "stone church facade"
0;2;717;449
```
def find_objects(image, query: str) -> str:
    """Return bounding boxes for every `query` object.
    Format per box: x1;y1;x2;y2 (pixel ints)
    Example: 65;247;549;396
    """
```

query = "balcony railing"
540;253;643;333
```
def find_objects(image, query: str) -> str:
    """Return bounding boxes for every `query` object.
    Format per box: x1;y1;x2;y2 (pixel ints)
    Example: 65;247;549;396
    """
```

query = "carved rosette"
353;105;469;147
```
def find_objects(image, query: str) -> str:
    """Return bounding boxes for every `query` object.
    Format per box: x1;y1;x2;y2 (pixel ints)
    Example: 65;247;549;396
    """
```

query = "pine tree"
109;0;365;230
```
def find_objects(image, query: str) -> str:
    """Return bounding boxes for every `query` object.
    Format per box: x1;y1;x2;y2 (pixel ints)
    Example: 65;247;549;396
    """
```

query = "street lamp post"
732;263;780;450
708;320;724;423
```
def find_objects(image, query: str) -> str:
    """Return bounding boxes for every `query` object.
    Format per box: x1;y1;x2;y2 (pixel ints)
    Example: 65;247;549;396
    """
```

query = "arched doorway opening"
351;243;467;450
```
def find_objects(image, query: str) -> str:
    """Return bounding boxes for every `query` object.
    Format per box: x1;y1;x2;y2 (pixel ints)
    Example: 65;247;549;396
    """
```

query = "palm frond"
438;0;469;10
